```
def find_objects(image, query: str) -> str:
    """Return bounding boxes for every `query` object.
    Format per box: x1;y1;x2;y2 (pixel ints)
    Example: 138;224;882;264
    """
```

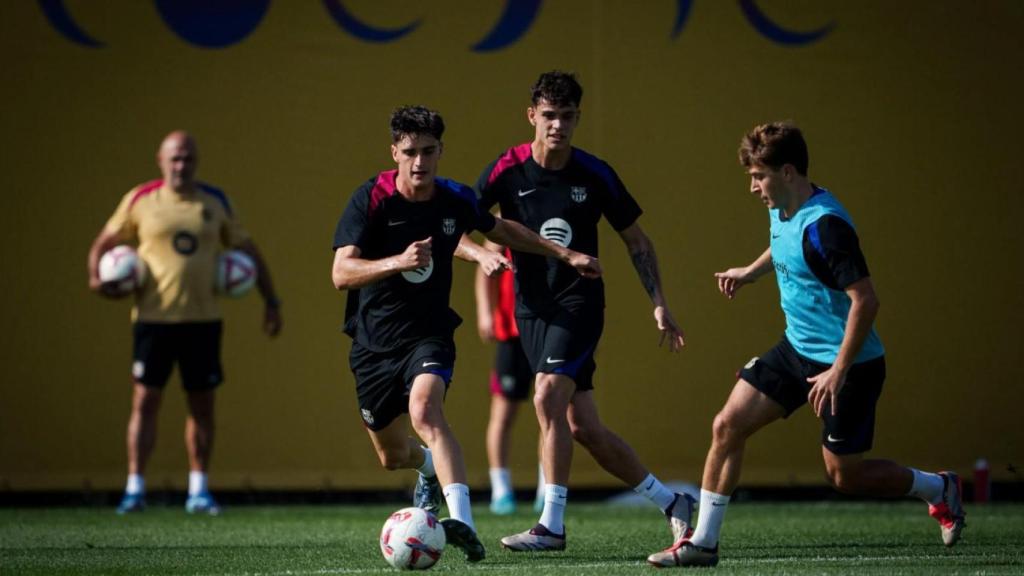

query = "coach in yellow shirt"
87;131;281;514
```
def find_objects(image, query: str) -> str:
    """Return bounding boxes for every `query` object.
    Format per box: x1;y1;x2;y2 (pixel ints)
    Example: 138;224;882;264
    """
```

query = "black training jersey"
476;143;642;317
333;170;497;353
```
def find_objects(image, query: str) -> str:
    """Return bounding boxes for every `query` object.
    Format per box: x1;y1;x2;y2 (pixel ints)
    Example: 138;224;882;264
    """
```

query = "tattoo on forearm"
631;248;660;299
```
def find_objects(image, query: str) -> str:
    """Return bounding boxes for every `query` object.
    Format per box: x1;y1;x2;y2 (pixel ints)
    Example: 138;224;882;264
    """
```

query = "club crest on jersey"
570;186;587;203
442;218;456;235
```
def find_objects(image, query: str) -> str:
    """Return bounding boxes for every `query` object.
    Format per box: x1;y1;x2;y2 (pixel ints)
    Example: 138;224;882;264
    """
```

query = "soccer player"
646;122;966;568
474;240;545;515
474;71;692;552
331;106;601;563
87;131;282;515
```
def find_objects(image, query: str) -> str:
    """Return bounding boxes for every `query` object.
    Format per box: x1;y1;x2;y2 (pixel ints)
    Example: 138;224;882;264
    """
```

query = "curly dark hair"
531;70;583;107
738;122;809;176
390;105;445;142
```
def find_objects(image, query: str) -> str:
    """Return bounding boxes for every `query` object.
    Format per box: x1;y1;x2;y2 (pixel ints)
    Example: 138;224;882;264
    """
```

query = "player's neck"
396;176;435;202
532;140;571;170
165;181;197;196
782;180;815;218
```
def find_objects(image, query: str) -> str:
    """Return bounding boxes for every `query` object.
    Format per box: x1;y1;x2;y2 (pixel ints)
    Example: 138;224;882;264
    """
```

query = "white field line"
210;553;1012;576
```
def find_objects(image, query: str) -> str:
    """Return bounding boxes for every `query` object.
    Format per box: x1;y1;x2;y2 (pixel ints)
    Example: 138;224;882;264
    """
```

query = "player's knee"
376;445;410;471
711;411;741;444
825;463;864;494
569;420;598;447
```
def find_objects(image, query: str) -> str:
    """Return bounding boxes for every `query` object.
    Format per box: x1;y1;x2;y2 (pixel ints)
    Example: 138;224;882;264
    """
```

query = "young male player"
87;131;282;515
475;241;545;515
331;106;600;563
473;71;692;551
646;122;966;567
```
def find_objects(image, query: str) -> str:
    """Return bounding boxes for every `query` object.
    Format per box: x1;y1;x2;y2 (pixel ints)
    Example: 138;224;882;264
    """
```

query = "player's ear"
438;142;444;157
527;106;536;126
391;143;399;164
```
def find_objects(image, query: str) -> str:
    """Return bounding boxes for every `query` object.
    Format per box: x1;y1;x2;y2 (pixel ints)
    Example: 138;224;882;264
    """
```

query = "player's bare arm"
237;239;283;337
332;238;432;290
806;276;880;417
474;245;502;343
456;234;510;277
87;227;129;298
715;247;773;299
485;218;601;278
618;222;685;351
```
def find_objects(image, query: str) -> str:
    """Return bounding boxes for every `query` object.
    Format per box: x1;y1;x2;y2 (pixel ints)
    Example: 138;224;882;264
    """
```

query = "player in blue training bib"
646;122;966;568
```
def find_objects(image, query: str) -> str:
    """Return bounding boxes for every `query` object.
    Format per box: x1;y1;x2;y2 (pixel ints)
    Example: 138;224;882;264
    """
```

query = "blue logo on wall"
39;0;832;51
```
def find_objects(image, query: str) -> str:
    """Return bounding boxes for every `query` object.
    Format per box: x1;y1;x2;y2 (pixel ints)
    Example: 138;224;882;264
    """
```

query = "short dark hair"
390;106;445;142
738;122;809;176
531;70;583;107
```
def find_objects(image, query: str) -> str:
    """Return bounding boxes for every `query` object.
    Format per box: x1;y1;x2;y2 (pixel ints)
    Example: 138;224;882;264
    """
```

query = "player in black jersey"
332;106;600;563
472;72;691;551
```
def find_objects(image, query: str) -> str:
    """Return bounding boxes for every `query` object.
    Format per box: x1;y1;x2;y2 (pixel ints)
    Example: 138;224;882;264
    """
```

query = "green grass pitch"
1;502;1021;574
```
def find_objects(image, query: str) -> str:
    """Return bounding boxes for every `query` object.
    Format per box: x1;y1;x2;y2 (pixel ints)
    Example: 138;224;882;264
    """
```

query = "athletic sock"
188;471;207;496
489;467;512;501
125;474;144;495
417;446;436;478
442;483;475;532
538;484;568;535
690;489;729;548
633;473;676;512
907;468;945;505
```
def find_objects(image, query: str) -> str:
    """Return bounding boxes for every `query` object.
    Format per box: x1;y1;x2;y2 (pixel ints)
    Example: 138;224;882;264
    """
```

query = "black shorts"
739;336;886;455
132;321;223;391
489;338;534;400
350;338;455;432
517;306;603;392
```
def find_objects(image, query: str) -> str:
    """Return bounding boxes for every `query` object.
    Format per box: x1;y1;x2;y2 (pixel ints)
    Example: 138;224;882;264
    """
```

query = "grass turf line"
0;502;1021;575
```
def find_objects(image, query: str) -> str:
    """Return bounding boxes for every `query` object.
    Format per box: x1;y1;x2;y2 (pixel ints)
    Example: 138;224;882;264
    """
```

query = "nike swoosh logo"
712;502;726;507
518;188;536;197
422;361;442;367
545;357;565;364
645;480;655;490
771;233;781;238
827;434;845;443
388;220;407;226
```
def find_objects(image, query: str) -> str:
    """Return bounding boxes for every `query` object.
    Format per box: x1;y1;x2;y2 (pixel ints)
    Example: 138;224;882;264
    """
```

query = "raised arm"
714;247;773;299
331;238;432;291
618;221;684;351
484;218;601;278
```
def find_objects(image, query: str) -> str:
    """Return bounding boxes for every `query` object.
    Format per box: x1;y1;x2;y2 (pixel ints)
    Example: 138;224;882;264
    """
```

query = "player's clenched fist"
397;237;432;271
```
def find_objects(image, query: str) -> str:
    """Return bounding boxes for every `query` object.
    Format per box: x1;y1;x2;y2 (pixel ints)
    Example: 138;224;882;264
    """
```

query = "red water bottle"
974;458;990;503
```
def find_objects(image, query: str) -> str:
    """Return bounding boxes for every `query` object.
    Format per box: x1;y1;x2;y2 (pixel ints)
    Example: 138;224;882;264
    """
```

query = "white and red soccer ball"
216;249;256;297
98;245;148;295
379;507;446;570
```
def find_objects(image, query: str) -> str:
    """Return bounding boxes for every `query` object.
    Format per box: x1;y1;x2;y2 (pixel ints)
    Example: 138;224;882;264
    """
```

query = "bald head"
157;130;198;192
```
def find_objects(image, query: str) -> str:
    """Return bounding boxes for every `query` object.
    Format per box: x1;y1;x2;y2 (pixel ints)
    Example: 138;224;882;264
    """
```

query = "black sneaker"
440;518;486;562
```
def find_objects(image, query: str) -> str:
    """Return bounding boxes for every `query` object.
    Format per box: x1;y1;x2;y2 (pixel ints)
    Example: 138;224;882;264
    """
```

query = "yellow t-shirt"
104;179;250;322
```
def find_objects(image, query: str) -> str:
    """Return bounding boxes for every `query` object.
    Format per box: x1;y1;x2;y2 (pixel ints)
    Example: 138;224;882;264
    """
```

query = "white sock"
633;473;676;512
490;467;512;500
907;468;945;505
442;483;475;532
690;489;729;548
125;474;144;495
535;463;546;502
188;471;208;496
539;484;568;535
417;446;435;478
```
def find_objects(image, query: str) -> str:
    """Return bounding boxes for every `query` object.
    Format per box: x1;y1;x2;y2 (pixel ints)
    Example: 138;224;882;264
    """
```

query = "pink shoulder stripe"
368;170;398;215
486;143;532;186
128;179;163;209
